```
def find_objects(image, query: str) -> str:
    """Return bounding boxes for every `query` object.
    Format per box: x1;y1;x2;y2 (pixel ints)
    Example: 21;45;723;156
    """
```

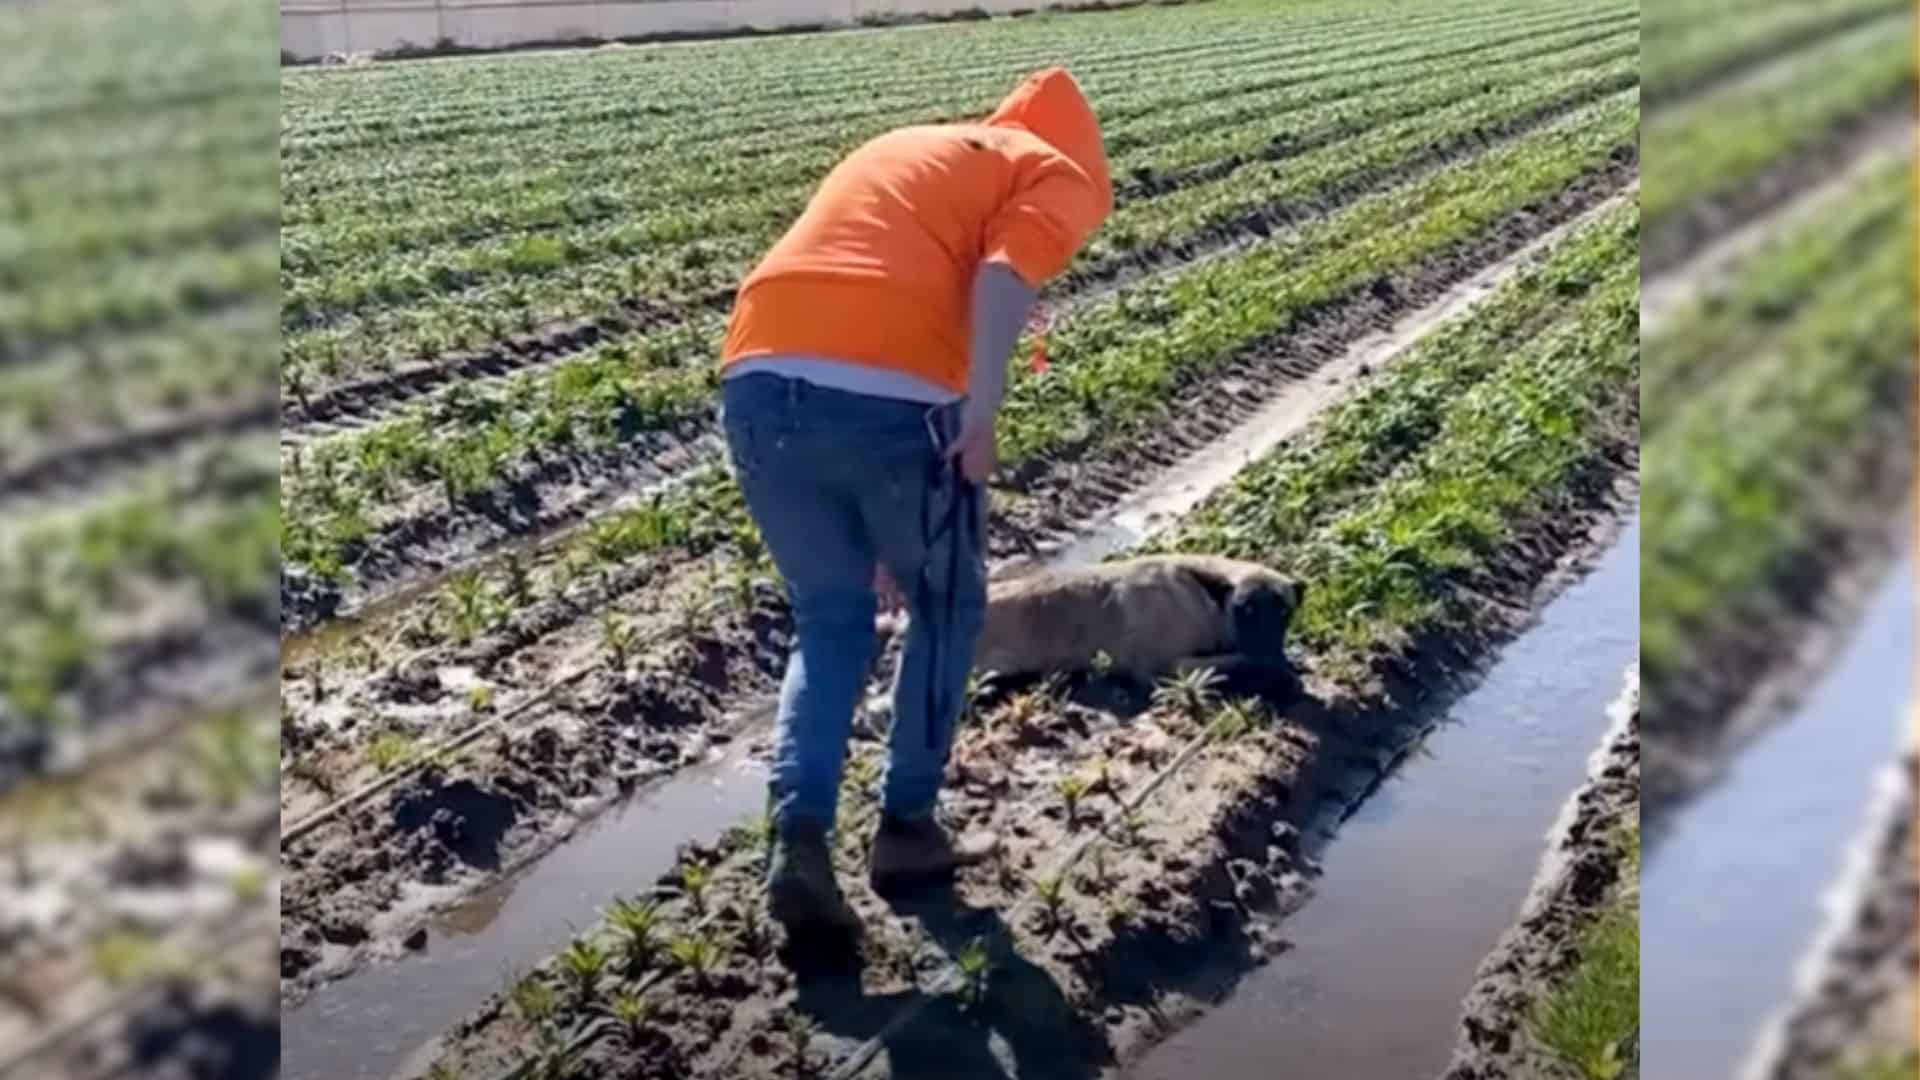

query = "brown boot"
869;813;1000;895
767;824;862;938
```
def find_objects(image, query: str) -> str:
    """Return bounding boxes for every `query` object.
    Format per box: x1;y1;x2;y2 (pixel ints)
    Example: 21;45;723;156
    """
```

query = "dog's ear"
1287;578;1307;611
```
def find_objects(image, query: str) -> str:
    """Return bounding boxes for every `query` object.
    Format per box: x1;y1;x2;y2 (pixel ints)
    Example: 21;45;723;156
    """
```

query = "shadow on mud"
393;779;522;873
788;886;1111;1080
786;663;1321;1078
119;985;280;1080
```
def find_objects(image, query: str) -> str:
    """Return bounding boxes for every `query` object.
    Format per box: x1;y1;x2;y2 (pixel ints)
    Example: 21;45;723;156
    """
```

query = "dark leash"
917;413;982;753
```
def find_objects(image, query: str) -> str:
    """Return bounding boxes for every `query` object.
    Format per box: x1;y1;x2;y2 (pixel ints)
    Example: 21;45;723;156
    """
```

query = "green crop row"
280;17;1630;333
282;50;1635;394
0;447;280;732
1639;179;1915;696
1642;0;1907;102
281;0;1582;155
280;89;1636;585
1143;203;1638;680
995;91;1637;468
281;12;1629;279
1141;202;1636;567
1642;13;1915;235
1643;156;1908;436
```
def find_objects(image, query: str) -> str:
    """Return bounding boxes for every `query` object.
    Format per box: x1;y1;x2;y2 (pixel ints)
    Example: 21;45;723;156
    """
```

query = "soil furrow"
1641;97;1916;277
276;174;1636;1009
0;617;279;802
0;395;278;517
278;64;1636;442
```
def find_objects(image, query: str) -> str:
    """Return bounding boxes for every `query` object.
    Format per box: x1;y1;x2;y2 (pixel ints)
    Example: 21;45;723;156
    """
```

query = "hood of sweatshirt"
983;67;1113;215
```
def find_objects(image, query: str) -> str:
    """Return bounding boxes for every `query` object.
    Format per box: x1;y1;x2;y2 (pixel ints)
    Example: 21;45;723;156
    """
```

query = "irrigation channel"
1642;555;1914;1080
1126;521;1638;1080
280;196;1636;1079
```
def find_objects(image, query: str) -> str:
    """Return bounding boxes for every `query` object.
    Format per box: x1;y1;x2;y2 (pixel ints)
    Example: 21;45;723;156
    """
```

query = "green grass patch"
1529;822;1640;1080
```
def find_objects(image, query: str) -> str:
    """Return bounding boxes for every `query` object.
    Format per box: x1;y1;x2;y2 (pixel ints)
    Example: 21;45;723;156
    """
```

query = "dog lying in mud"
973;555;1305;685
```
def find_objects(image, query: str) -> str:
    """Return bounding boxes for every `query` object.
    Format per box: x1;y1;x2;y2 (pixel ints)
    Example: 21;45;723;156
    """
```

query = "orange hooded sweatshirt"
719;67;1113;396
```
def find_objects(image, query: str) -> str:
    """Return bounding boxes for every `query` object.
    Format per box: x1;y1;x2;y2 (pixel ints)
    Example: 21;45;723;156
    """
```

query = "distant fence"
280;0;1067;60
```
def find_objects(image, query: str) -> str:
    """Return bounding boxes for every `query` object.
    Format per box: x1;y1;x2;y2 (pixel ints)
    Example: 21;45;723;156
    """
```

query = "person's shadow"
786;884;1109;1080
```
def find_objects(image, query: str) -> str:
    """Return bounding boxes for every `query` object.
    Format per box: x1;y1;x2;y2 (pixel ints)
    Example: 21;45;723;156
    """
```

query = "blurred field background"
0;0;280;1076
1638;0;1915;1078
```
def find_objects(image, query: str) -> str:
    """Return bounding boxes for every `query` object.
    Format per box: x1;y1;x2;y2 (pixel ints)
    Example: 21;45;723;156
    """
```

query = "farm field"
1635;0;1916;1074
0;0;281;1074
277;0;1650;1074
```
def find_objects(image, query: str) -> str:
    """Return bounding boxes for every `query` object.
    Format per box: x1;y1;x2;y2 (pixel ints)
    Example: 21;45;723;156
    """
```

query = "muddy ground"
1753;749;1916;1079
277;159;1637;1007
396;393;1640;1078
1439;667;1640;1080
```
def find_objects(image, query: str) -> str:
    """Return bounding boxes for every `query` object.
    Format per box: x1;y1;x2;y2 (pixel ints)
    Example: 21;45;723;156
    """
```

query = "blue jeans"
720;373;987;837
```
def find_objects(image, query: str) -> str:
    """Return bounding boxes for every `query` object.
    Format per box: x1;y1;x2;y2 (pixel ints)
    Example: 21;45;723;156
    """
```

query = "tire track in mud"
1439;666;1640;1080
0;394;277;520
279;80;1640;636
278;42;1635;441
276;177;1637;1011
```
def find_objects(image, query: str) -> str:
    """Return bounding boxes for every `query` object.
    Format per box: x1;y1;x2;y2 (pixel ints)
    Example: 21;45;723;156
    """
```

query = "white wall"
282;0;1056;61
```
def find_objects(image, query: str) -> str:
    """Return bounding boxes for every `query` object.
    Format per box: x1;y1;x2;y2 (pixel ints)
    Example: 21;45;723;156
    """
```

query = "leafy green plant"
557;937;609;1004
679;862;712;914
602;609;639;669
783;1012;817;1077
1152;667;1225;720
1056;774;1090;829
607;991;655;1048
605;896;662;973
1033;875;1069;933
669;932;724;990
366;731;418;773
956;936;993;1010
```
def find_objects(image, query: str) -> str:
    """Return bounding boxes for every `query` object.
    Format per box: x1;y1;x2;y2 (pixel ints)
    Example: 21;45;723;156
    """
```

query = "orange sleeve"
982;152;1110;288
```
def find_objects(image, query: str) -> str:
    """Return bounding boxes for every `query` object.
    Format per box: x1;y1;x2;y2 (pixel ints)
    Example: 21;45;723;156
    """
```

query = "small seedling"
602;610;639;669
605;897;661;973
1034;875;1068;932
511;974;558;1024
607;991;654;1048
227;865;269;904
1152;667;1225;720
956;936;992;1009
467;685;495;714
679;863;711;914
366;731;417;773
557;937;609;1003
783;1012;817;1076
501;551;535;604
736;896;769;961
1210;697;1264;742
669;932;723;990
1056;775;1089;828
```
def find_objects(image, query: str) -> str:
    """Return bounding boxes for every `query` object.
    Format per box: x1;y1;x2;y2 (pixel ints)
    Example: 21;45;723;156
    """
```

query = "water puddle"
1641;556;1912;1080
281;736;769;1080
1127;516;1640;1080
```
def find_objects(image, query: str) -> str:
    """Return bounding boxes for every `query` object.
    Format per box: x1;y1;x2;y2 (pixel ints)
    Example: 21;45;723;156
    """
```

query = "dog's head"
1230;569;1306;661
